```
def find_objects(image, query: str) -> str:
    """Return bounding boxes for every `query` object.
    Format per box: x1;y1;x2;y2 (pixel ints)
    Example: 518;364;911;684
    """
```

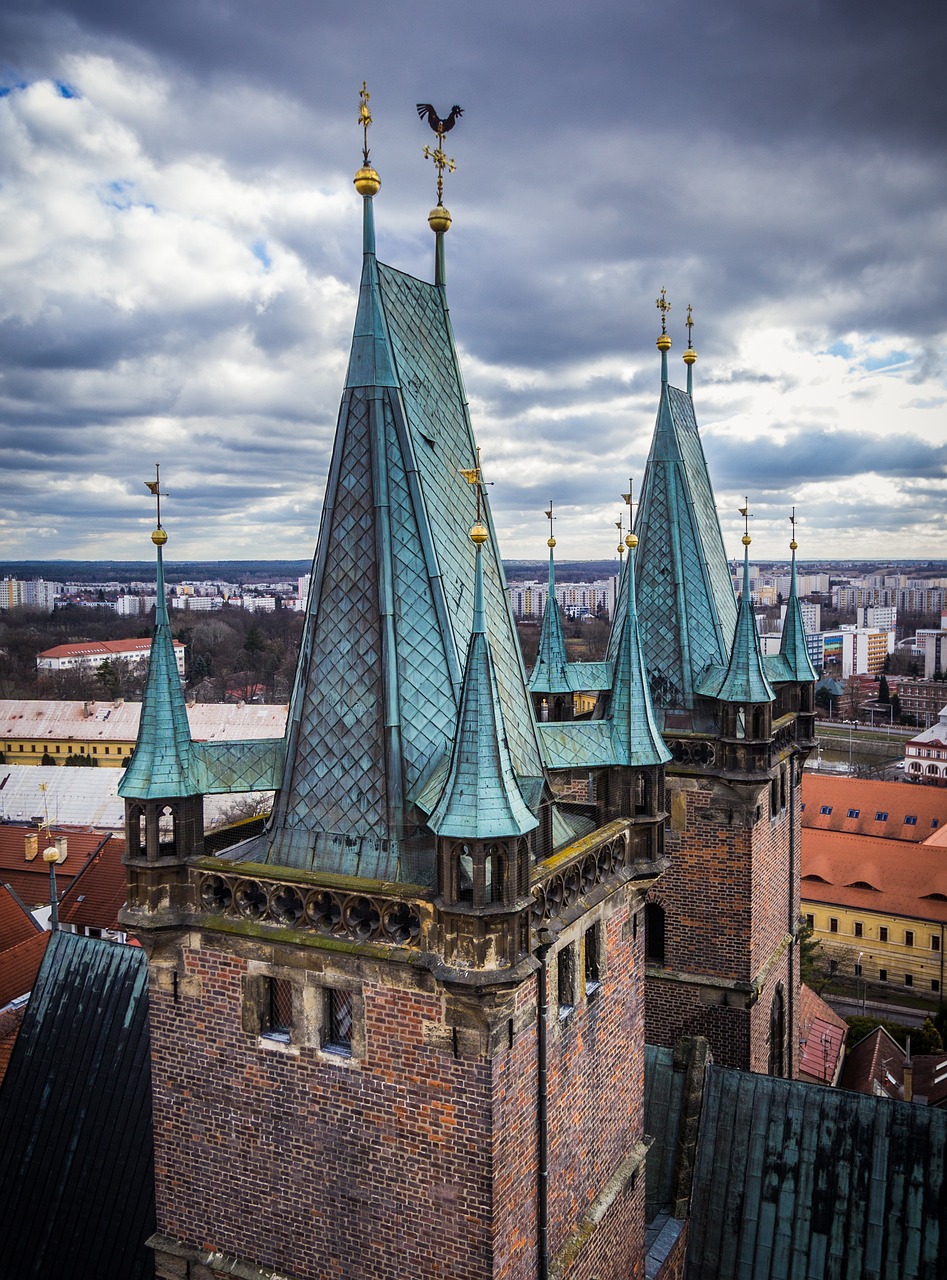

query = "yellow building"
0;699;287;768
802;828;947;999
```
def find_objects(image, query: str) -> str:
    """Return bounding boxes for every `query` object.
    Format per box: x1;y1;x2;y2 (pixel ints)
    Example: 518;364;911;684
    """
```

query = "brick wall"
644;768;800;1073
149;885;650;1280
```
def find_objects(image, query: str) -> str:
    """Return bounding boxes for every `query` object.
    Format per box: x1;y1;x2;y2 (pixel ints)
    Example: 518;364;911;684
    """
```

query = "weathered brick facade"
139;845;656;1280
645;759;802;1074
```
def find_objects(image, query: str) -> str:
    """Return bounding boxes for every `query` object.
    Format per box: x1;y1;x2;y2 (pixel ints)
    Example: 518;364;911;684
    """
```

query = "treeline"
0;603;304;704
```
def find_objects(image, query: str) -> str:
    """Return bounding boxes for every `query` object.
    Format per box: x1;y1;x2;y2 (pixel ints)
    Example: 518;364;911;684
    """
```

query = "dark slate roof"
0;932;155;1280
686;1064;947;1280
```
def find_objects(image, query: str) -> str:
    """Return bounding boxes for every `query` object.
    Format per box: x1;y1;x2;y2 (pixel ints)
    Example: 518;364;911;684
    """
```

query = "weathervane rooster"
416;103;464;135
417;102;463;206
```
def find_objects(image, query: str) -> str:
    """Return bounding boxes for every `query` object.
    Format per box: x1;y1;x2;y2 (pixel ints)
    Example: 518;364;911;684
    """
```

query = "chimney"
113;697;124;707
54;835;67;862
83;700;93;718
24;832;38;861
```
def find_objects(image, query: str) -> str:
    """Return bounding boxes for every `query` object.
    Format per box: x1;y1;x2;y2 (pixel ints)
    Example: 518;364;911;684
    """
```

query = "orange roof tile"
801;775;947;842
801;827;947;923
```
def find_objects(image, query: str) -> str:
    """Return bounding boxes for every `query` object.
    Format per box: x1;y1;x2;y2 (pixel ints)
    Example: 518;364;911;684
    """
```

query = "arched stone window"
158;804;177;857
768;984;786;1077
645;901;665;965
752;706;767;740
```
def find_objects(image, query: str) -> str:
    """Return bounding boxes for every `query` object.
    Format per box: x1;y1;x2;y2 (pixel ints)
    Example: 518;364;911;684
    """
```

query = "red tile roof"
0;825;113;909
38;639;181;660
840;1026;905;1099
801;775;947;842
0;883;42;952
58;835;127;932
801;828;947;923
0;932;49;1009
798;984;848;1084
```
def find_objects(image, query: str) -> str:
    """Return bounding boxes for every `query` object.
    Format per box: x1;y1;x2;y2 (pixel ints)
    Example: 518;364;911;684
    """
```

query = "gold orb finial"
625;531;638;549
42;845;59;864
742;534;752;546
683;346;696;365
152;528;168;546
790;539;798;552
354;166;381;196
547;536;556;549
428;204;451;234
657;333;672;351
470;520;488;545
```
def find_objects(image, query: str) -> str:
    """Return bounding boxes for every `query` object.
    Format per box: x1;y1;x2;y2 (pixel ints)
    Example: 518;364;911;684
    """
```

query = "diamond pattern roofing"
632;365;737;718
260;196;543;882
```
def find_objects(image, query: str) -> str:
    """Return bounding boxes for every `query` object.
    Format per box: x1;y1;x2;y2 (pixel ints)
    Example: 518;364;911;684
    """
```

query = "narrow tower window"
323;988;354;1054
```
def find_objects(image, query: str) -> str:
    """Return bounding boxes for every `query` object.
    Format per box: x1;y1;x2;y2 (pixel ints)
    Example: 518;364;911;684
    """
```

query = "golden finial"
790;507;798;553
683;303;697;365
622;480;638;548
418;103;462;232
616;514;625;556
354;82;381;196
545;501;556;549
656;287;672;351
739;497;752;546
145;463;170;545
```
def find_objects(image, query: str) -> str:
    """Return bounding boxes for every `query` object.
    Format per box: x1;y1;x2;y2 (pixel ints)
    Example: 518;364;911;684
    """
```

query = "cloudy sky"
1;1;944;565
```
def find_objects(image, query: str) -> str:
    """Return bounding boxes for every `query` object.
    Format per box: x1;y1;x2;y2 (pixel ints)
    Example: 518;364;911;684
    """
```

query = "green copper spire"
606;526;671;766
429;529;538;839
260;113;543;883
631;299;737;720
120;473;198;800
716;511;774;705
779;513;817;683
528;503;572;697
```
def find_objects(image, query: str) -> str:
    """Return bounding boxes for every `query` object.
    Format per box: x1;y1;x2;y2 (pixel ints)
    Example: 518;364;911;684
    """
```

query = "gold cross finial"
423;141;457;207
544;501;557;549
144;463;169;529
686;304;694;348
616;514;625;556
790;506;798;552
656;287;671;335
739;497;752;545
459;447;491;521
621;479;635;519
358;82;373;164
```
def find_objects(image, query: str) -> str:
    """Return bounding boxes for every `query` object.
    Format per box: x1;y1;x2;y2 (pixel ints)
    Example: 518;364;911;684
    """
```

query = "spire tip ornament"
739;498;752;547
656;287;672;350
354;82;381;196
418;102;462;231
683;303;697;365
146;464;169;545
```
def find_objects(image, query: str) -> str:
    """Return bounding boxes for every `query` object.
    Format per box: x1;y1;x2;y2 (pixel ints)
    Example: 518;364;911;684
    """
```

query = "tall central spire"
261;90;542;883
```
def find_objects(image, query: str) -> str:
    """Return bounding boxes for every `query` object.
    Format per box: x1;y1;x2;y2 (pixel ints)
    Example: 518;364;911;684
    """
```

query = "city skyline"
1;2;944;562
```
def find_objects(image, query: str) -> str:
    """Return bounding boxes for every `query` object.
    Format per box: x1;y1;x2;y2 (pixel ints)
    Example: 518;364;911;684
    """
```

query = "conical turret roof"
779;542;817;683
629;337;737;718
528;542;572;696
715;543;774;704
120;536;197;800
429;539;538;839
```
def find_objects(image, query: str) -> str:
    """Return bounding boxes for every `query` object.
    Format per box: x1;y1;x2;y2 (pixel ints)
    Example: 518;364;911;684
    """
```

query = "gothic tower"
630;302;816;1074
121;104;664;1280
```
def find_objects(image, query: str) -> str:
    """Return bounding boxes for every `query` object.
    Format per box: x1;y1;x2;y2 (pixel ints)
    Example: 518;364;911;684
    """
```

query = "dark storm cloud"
0;1;945;557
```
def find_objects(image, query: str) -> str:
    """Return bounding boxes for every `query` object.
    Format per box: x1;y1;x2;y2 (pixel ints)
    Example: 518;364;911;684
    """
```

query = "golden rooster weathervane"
417;102;463;206
358;81;373;164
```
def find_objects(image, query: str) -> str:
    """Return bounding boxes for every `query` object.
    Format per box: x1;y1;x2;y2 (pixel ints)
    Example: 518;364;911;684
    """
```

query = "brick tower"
630;302;817;1074
121;102;666;1280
